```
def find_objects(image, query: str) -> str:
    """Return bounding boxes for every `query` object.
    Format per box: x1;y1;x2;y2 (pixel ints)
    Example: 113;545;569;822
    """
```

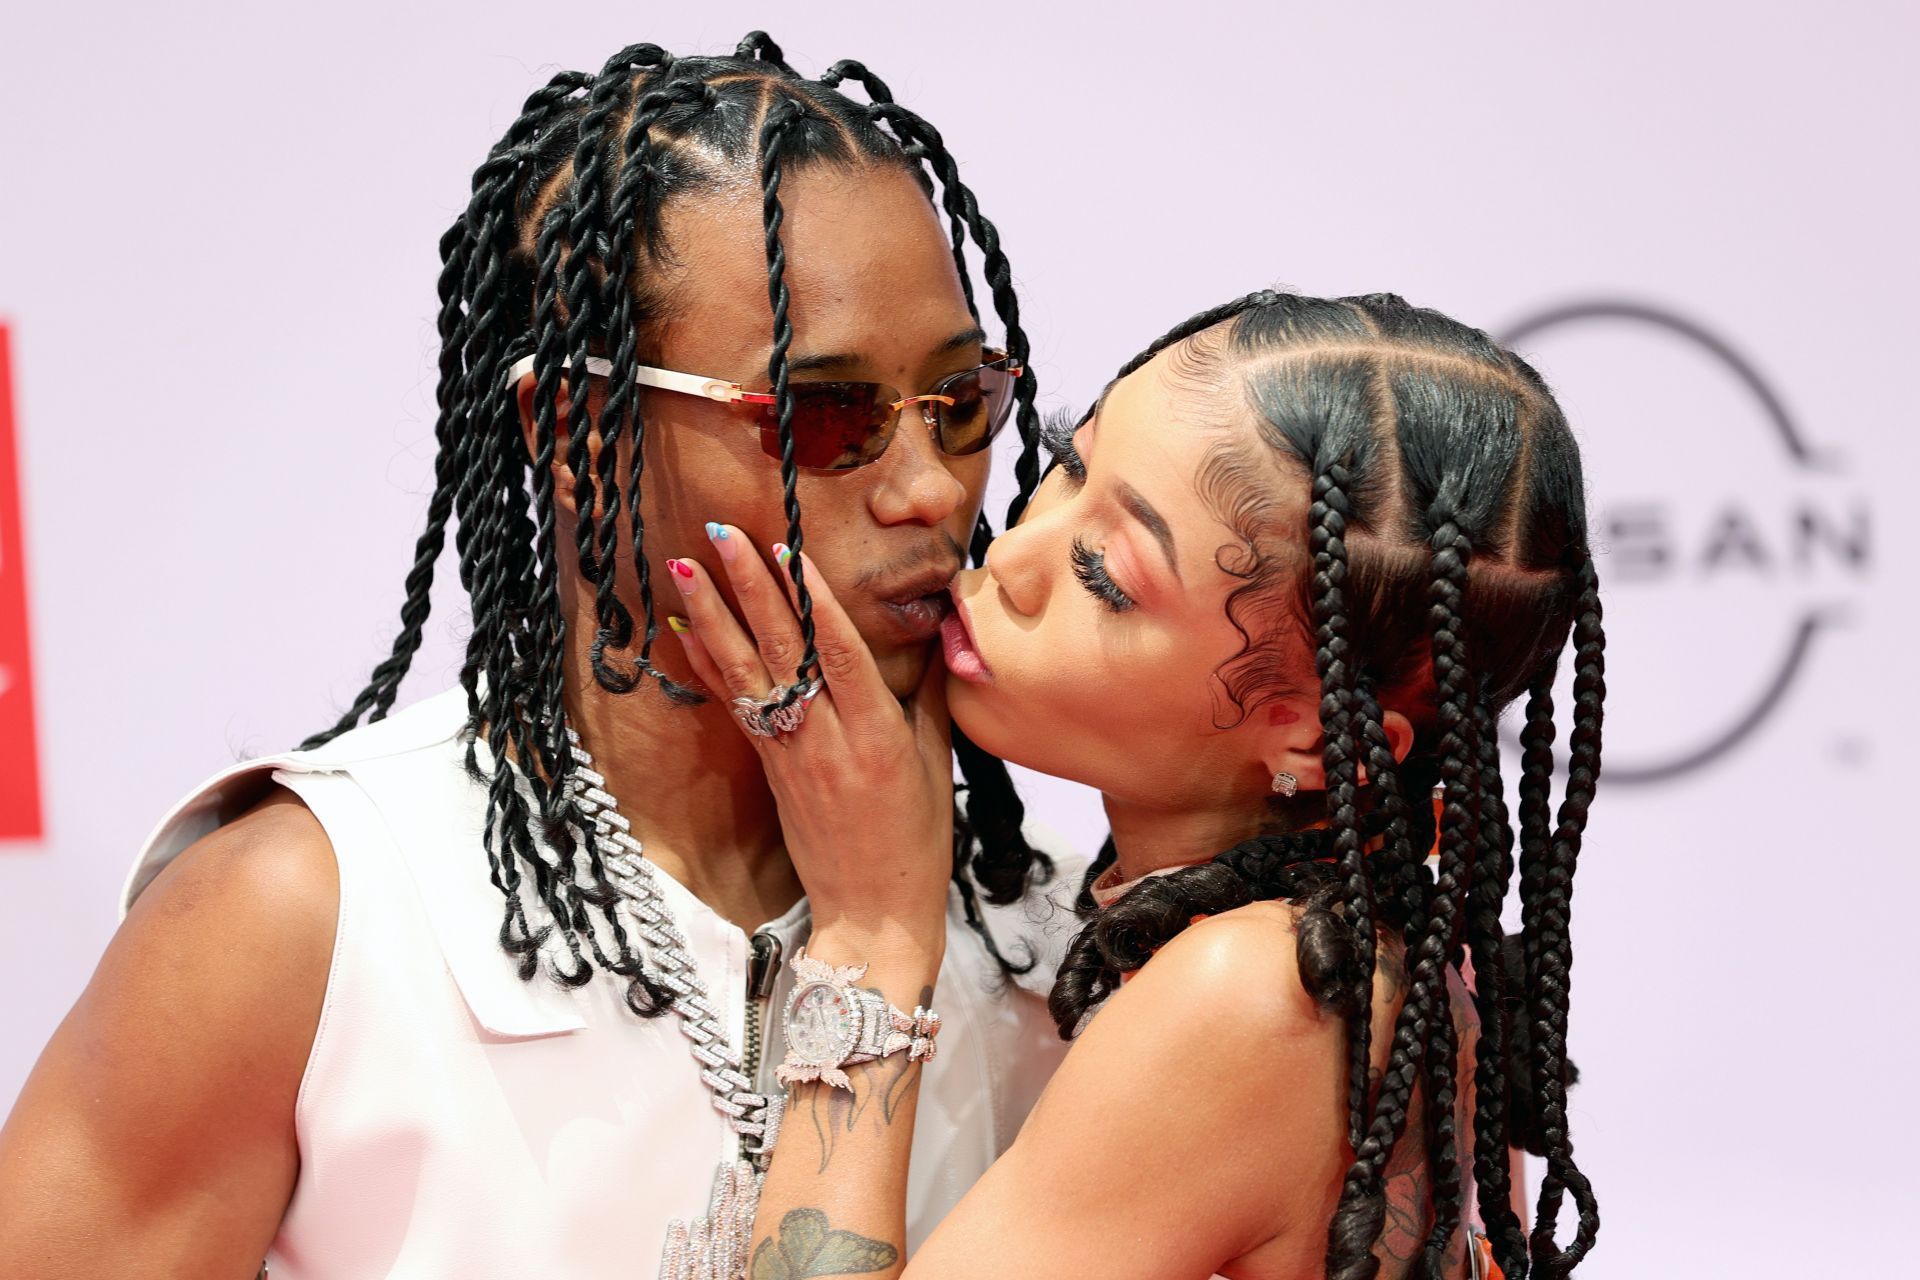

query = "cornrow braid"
1410;512;1481;1276
1525;562;1605;1277
1324;515;1486;1280
1465;697;1528;1277
1352;679;1427;937
1517;673;1556;986
1510;660;1559;1159
1307;458;1377;1155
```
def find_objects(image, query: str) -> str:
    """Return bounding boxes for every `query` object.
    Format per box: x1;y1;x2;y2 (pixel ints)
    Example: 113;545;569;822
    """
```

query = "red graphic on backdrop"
0;323;44;840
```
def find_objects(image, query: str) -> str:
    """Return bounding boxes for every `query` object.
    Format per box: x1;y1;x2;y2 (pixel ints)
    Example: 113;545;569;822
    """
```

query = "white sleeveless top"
122;687;1082;1279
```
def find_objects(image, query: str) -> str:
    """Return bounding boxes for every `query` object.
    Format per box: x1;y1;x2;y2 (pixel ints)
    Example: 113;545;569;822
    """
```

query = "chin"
872;646;928;700
946;677;1018;763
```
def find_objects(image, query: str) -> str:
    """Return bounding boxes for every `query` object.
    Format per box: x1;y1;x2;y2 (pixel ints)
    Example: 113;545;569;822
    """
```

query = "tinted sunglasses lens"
755;382;896;470
933;363;1015;457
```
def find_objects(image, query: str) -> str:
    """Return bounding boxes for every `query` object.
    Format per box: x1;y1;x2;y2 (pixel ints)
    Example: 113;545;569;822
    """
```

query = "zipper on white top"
742;928;782;1093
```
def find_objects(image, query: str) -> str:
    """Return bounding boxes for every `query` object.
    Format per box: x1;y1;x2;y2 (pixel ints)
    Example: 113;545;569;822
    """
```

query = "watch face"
785;981;860;1065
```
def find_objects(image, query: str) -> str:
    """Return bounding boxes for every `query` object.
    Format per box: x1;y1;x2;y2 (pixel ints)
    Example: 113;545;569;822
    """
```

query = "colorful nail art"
667;615;690;634
705;522;738;561
772;543;791;566
703;521;730;541
667;559;696;590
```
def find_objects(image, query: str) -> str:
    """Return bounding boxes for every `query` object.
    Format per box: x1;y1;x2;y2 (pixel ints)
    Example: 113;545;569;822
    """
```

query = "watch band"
775;948;942;1092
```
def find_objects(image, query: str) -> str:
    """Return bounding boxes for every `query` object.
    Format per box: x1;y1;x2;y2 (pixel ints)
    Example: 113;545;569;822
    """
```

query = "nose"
981;502;1055;619
866;405;970;529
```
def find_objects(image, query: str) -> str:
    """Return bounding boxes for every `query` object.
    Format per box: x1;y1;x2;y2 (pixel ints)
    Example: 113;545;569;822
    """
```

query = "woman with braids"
0;34;1084;1280
673;291;1606;1279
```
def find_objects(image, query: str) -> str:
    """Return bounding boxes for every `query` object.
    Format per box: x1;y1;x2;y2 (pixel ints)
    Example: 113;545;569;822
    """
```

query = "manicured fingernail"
667;615;690;634
667;559;696;592
705;521;738;561
772;543;791;566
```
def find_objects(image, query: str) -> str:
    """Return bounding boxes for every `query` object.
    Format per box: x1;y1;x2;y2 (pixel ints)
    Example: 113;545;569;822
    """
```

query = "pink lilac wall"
2;4;1913;1273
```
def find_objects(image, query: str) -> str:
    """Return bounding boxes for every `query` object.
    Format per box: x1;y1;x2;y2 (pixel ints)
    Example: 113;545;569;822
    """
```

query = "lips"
940;589;991;684
873;563;960;643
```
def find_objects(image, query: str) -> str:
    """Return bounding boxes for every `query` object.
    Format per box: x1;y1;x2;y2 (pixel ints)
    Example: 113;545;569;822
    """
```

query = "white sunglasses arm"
502;355;773;406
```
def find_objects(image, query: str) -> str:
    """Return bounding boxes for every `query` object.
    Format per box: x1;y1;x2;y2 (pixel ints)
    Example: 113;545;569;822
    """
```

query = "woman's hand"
666;525;954;960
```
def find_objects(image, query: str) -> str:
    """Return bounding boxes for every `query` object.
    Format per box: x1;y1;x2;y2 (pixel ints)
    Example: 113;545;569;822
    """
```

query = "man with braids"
674;291;1607;1279
0;34;1081;1280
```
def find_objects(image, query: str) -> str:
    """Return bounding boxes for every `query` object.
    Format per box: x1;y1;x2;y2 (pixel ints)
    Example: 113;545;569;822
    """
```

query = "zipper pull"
748;930;783;1001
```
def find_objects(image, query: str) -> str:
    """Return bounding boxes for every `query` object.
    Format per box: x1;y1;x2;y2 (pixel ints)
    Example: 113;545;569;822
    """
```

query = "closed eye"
1070;537;1136;613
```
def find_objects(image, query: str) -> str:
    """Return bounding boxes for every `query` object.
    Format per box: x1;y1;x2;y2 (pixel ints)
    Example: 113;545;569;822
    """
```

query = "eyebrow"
1080;400;1181;583
1117;481;1181;582
784;326;989;376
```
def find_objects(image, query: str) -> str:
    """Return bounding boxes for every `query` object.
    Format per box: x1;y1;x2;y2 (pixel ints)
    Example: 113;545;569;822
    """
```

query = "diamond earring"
1270;771;1298;797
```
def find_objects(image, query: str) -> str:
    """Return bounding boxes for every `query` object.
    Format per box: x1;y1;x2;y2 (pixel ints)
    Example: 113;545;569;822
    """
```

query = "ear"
1257;697;1329;794
515;372;582;515
1258;700;1417;792
1378;707;1415;770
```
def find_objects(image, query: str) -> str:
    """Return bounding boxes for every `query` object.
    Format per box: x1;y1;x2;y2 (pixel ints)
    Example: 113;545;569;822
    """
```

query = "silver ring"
730;679;822;738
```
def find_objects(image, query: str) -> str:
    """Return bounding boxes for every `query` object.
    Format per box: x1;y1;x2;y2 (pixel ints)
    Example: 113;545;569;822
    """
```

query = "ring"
730;679;822;738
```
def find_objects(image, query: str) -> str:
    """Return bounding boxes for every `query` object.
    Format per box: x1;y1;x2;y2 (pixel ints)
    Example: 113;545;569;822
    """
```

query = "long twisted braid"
788;75;1055;903
755;96;826;718
307;37;1052;1014
1049;292;1607;1276
602;74;715;709
299;70;590;749
865;102;1042;528
559;46;673;699
821;63;977;320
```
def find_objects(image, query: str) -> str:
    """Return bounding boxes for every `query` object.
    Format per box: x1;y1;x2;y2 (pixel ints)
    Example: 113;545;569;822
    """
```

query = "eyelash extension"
1070;537;1136;613
1038;409;1087;483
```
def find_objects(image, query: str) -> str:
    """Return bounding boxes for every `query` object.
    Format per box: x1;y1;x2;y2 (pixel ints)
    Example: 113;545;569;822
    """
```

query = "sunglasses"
505;350;1023;473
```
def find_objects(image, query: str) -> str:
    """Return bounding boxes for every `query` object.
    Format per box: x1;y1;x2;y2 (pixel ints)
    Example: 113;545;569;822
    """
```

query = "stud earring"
1270;771;1298;797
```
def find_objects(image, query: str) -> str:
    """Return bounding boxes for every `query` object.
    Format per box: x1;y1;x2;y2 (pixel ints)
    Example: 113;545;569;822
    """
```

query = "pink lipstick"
940;590;992;684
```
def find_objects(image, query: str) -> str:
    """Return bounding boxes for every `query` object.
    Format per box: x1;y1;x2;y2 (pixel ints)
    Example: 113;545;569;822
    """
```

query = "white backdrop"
3;4;1915;1274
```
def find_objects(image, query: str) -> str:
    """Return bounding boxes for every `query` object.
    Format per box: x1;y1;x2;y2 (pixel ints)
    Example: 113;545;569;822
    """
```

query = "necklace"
563;729;784;1280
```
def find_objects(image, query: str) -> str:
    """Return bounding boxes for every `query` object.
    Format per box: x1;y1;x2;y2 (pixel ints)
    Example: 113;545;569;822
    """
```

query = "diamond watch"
774;948;941;1092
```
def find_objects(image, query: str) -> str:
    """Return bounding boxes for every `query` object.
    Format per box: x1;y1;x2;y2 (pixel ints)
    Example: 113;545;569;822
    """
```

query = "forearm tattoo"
804;985;930;1174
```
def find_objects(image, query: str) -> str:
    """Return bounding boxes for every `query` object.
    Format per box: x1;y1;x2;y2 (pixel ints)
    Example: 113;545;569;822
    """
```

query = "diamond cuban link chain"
563;729;785;1280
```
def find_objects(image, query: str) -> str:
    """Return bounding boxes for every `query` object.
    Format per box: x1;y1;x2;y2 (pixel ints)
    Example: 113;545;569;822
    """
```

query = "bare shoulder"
0;787;339;1274
97;783;343;1100
1051;897;1353;1164
976;900;1353;1271
130;785;340;954
35;782;340;1119
1111;899;1339;1058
